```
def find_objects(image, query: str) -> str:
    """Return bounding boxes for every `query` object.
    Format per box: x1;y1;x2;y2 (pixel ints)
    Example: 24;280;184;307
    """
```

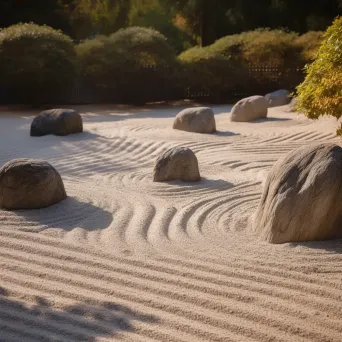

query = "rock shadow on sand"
11;197;113;232
78;104;233;123
248;117;291;123
0;289;158;341
288;239;342;254
28;131;99;142
214;130;239;137
161;177;234;190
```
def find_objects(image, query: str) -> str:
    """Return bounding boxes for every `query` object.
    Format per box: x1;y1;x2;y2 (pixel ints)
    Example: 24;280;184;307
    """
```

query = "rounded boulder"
0;159;67;210
230;96;268;122
265;89;291;108
30;109;83;137
285;97;298;113
253;144;342;243
153;147;201;182
173;107;216;133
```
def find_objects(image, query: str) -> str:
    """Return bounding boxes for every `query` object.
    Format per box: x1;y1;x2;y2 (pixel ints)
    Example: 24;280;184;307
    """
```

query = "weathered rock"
0;159;67;210
265;89;291;108
285;97;298;112
173;107;216;133
153;147;201;182
30;109;83;137
230;96;268;122
253;144;342;243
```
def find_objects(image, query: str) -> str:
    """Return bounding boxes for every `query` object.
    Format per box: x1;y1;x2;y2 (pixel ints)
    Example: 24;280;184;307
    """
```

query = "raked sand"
1;103;342;342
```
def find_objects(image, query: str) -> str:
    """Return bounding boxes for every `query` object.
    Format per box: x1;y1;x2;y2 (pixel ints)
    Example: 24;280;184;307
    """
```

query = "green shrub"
179;46;252;101
76;27;181;104
178;29;308;99
294;31;324;61
0;23;75;104
297;17;342;128
179;48;231;92
76;35;113;89
209;29;302;67
108;27;177;66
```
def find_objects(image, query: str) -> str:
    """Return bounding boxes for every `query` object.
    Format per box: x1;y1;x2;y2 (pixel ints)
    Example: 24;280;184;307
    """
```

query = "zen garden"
0;1;341;341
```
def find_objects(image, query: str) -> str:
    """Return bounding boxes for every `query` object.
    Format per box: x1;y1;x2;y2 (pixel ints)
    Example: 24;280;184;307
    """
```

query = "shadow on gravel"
0;288;158;341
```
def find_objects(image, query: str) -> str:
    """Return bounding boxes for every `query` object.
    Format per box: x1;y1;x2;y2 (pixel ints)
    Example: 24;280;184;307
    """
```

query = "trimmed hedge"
207;29;302;66
0;25;323;105
76;27;182;104
179;47;251;101
178;29;321;99
0;23;75;104
294;31;324;61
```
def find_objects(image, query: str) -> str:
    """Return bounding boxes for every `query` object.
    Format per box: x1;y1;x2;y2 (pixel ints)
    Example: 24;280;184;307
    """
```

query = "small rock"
173;107;216;133
265;89;291;108
153;147;201;182
30;109;83;137
285;97;298;112
0;159;67;210
230;96;268;122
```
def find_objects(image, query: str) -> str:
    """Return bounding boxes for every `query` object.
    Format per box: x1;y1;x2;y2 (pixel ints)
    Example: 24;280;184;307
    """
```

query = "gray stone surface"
30;109;83;137
153;147;201;182
0;159;67;210
230;96;268;122
253;144;342;243
173;107;216;133
265;89;291;108
285;97;298;112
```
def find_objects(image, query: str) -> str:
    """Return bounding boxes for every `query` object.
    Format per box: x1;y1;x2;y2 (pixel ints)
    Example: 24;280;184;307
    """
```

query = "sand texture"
1;104;342;342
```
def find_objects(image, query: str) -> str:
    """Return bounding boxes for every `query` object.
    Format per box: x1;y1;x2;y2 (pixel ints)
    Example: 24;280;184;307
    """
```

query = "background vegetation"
0;0;341;49
0;1;340;105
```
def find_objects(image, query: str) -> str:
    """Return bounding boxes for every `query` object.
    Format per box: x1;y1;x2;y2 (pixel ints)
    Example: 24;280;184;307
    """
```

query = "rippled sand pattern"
1;104;342;342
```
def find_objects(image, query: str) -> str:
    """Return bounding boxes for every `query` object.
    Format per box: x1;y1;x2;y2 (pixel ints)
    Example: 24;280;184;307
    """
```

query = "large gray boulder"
230;96;268;122
173;107;216;133
153;147;200;182
30;109;83;137
253;144;342;243
0;159;67;210
265;89;291;108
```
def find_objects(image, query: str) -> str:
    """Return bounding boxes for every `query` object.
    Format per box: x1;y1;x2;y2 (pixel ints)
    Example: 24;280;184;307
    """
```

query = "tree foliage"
158;0;233;46
129;0;195;53
297;17;342;128
158;0;341;47
71;0;131;36
0;0;341;50
0;0;72;34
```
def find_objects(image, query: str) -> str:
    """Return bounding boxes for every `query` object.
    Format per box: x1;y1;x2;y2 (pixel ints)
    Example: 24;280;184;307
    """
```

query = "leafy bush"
109;27;177;65
181;29;323;67
208;29;302;66
76;27;181;104
179;46;252;101
297;17;342;128
178;29;311;99
294;31;324;61
179;48;231;92
0;23;75;104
